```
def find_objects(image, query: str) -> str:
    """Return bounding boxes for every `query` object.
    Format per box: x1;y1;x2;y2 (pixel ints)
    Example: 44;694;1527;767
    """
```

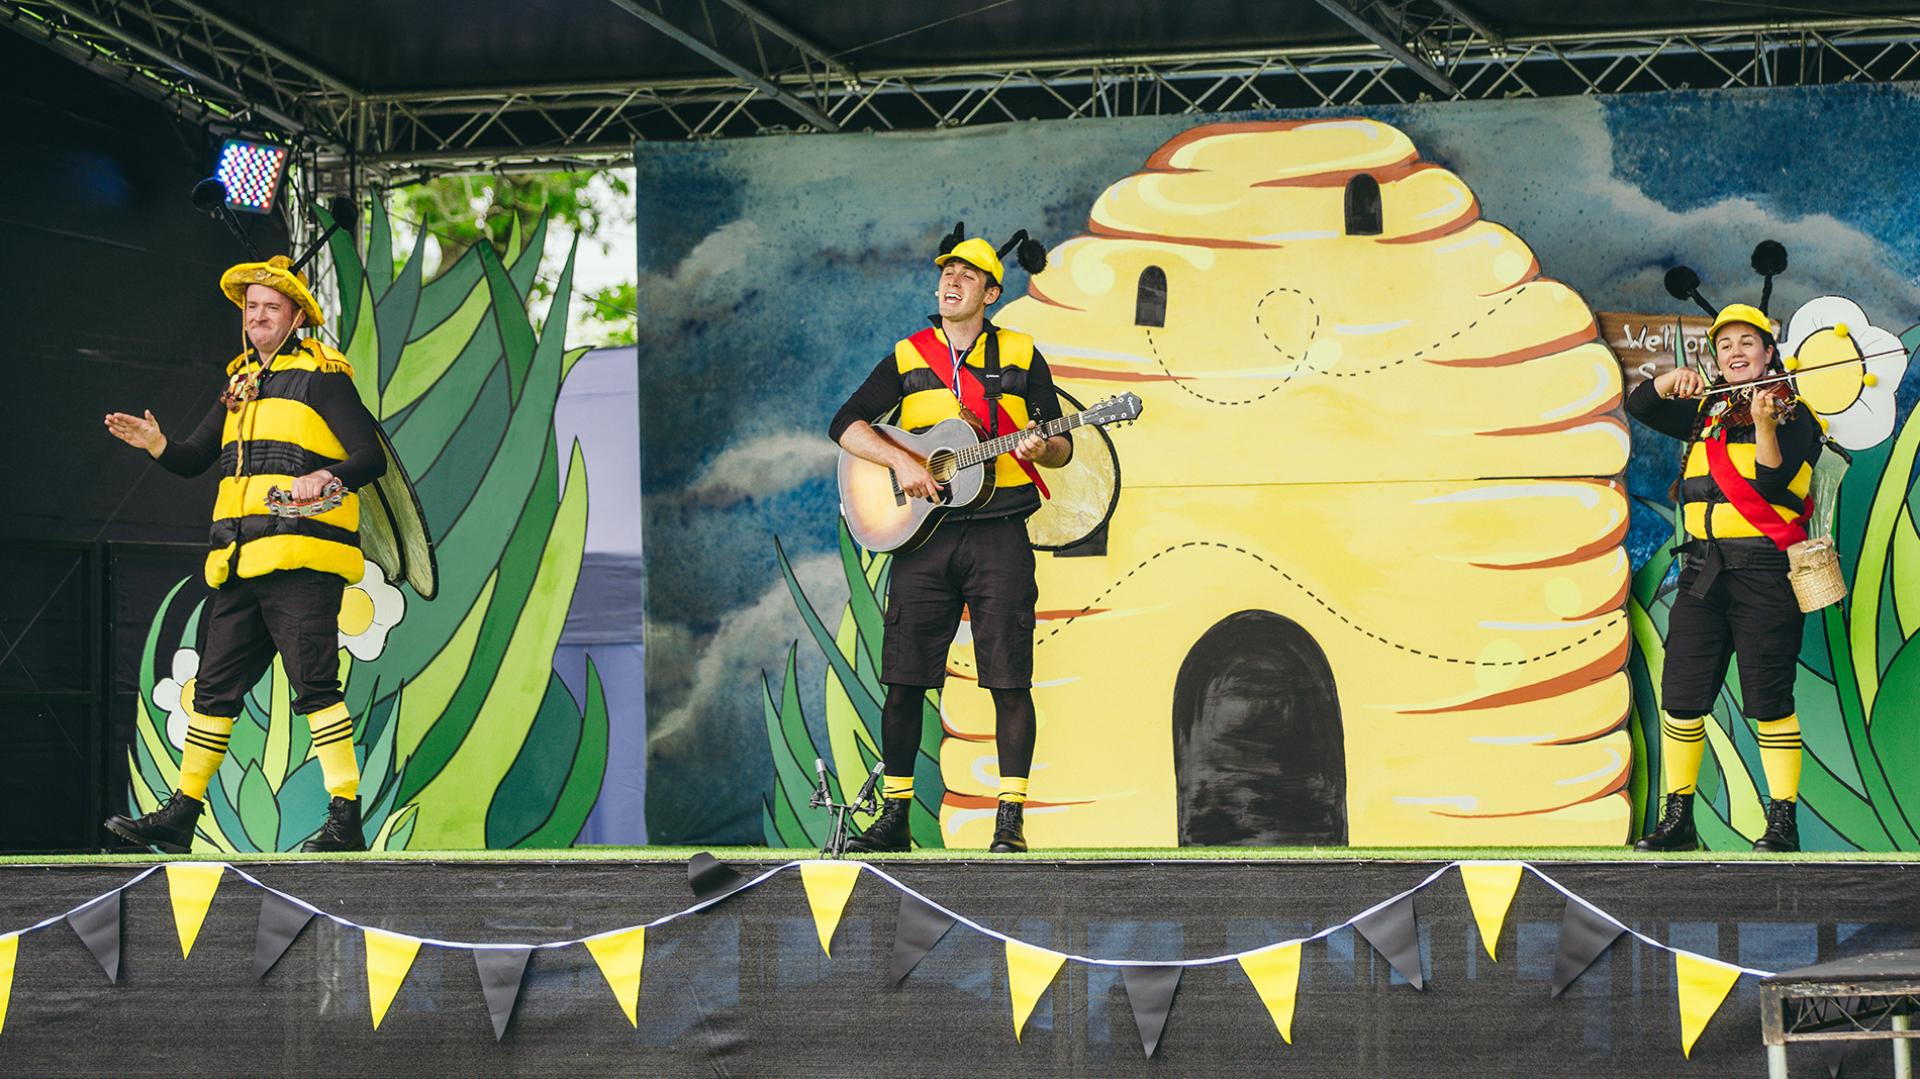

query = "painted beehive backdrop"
634;83;1920;851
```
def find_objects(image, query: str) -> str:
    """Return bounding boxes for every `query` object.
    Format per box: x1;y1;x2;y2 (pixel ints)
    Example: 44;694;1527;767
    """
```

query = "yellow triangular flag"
1458;863;1524;961
585;927;647;1027
799;861;863;956
364;928;422;1031
1006;939;1067;1042
165;863;225;959
1674;950;1743;1058
1238;941;1304;1044
0;933;17;1036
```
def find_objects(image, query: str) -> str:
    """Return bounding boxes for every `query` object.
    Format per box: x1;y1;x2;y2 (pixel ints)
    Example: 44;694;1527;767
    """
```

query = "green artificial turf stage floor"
4;846;1918;865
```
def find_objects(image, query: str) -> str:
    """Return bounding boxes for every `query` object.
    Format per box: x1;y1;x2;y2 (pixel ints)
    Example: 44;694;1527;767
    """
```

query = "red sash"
1703;433;1808;551
907;327;1049;498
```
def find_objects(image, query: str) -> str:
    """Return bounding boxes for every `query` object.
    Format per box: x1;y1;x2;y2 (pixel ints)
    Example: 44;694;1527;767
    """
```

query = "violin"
1718;379;1797;423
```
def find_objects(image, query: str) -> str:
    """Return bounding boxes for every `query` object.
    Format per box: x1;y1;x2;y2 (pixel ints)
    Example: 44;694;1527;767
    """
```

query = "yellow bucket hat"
934;237;1006;285
219;254;325;327
1707;302;1774;342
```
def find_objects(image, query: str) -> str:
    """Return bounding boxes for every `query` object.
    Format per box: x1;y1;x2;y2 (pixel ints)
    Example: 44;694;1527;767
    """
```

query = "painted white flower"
1782;296;1909;450
152;648;200;750
338;559;406;660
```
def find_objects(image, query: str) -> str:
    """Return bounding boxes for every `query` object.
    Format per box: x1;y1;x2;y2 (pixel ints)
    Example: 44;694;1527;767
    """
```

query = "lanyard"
943;332;970;400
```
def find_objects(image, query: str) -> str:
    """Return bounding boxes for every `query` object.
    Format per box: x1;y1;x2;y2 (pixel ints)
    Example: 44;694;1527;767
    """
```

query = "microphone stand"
811;760;884;858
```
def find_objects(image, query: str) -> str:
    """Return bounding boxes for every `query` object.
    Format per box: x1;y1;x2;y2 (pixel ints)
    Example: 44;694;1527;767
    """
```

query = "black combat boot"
103;791;202;853
301;796;367;853
846;797;913;853
989;801;1027;853
1752;798;1800;853
1633;792;1700;852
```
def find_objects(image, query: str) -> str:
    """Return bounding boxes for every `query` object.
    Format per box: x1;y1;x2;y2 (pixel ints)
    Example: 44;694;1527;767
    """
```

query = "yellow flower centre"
1794;328;1865;415
179;676;198;714
338;587;376;637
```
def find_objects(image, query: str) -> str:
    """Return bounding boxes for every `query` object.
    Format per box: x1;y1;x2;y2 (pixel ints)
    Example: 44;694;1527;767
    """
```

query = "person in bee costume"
1626;242;1822;853
830;224;1072;854
101;250;436;853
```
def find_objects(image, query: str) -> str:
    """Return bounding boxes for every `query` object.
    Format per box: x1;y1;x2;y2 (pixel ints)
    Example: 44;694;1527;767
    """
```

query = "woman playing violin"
1625;302;1823;853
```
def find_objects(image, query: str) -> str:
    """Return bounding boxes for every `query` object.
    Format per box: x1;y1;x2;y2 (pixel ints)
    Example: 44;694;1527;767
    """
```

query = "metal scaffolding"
4;0;1919;186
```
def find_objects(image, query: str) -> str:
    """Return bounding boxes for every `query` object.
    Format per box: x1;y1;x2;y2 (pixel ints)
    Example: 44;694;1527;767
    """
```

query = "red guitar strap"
1703;432;1809;551
907;327;1049;498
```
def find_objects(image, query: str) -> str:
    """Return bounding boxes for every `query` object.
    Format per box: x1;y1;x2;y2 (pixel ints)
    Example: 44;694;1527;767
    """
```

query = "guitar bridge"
889;469;906;507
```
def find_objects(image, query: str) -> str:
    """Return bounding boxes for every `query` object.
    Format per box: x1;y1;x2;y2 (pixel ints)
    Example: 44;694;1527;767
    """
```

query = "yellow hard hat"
934;237;1006;285
1707;302;1774;342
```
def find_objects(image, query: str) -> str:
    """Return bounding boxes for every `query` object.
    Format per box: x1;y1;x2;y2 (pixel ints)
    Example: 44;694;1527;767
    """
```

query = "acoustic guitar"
838;392;1142;552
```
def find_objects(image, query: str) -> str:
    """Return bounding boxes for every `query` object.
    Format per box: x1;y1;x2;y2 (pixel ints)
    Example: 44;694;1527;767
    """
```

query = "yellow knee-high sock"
1756;715;1803;802
882;775;914;800
1661;714;1708;796
306;703;360;800
998;776;1030;805
178;714;234;801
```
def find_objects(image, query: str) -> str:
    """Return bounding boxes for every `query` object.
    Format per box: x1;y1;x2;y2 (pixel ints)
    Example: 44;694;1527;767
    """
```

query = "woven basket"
1788;539;1847;613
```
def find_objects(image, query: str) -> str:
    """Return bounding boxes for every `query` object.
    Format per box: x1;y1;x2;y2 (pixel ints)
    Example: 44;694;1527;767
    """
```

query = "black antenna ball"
1751;240;1788;277
1663;266;1701;302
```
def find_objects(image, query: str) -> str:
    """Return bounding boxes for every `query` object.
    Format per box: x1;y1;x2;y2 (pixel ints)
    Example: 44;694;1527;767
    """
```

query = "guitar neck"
953;411;1089;470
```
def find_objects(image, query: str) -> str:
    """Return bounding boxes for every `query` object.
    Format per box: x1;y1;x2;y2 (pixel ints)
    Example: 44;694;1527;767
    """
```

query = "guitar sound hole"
927;449;956;482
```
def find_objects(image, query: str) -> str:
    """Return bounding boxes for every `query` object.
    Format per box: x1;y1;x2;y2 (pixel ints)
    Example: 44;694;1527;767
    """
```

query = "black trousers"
1662;542;1804;721
192;568;346;718
882;516;1037;689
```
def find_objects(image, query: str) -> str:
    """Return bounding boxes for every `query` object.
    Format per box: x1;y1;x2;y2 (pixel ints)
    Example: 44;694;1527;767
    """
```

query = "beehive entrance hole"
1172;610;1347;845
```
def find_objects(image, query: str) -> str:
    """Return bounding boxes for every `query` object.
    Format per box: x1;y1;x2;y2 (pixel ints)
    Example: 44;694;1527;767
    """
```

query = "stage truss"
3;0;1919;188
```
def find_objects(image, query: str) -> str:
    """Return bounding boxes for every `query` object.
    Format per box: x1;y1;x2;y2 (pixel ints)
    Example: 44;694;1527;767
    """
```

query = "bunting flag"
687;852;749;905
65;891;121;984
890;892;956;988
0;857;1779;1061
1674;950;1742;1058
1550;899;1625;997
1121;965;1182;1058
252;891;317;979
0;933;16;1036
364;928;423;1031
585;927;648;1027
1238;941;1304;1043
1005;939;1067;1042
1458;863;1524;961
1354;894;1424;989
799;861;863;956
165;863;226;959
473;947;533;1042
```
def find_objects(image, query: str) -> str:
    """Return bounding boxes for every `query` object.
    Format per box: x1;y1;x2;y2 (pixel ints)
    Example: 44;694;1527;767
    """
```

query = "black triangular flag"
1821;1038;1848;1078
1353;894;1424;990
474;947;533;1041
66;890;122;983
252;890;316;980
687;852;749;905
1120;965;1182;1058
890;891;956;988
1550;898;1625;997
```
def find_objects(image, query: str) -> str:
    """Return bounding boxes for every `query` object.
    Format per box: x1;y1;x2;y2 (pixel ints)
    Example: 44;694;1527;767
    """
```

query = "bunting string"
0;859;1778;974
0;855;1783;1054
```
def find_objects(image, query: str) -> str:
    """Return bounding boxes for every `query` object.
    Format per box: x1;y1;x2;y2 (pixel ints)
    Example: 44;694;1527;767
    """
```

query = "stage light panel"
214;138;290;215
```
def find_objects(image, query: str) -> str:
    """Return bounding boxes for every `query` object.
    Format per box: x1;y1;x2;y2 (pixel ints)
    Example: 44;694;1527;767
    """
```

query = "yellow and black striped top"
158;338;386;587
1624;378;1823;543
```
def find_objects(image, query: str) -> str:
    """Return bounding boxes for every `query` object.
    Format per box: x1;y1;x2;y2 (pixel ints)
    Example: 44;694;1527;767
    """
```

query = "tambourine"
265;480;345;518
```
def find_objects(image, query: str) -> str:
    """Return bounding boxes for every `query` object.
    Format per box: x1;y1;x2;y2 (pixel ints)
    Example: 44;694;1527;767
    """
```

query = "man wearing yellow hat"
829;226;1071;854
100;254;386;853
1626;300;1823;853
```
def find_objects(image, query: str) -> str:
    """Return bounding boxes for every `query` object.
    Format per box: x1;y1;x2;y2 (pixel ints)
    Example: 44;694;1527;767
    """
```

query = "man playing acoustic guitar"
828;225;1072;853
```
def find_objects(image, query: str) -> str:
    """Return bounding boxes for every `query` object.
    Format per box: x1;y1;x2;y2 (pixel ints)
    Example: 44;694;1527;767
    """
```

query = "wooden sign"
1596;312;1712;391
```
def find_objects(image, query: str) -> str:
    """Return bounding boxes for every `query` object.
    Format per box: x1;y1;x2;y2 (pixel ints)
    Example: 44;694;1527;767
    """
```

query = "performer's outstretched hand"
104;410;165;455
